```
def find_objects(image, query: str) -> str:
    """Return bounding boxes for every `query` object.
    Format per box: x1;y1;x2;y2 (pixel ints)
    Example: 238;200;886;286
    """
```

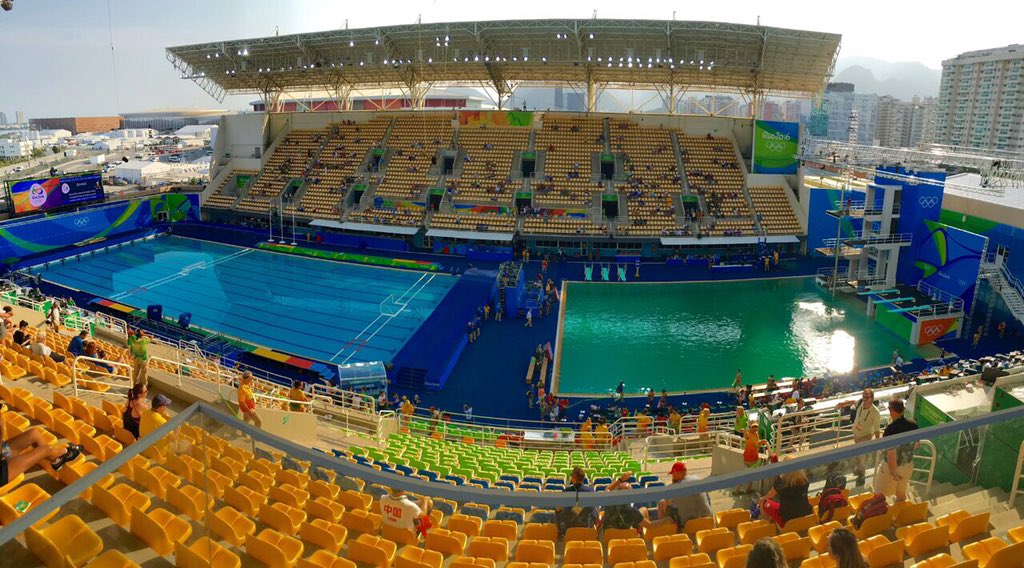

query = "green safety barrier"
259;242;441;272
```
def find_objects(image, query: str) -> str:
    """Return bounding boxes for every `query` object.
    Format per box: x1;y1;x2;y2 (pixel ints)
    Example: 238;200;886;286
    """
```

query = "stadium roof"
167;19;841;105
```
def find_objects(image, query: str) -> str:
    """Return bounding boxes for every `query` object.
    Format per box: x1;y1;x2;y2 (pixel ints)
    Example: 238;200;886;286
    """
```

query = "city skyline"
0;0;1020;118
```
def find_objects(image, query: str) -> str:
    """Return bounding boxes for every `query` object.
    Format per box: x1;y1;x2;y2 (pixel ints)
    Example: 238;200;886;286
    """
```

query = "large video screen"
10;173;105;215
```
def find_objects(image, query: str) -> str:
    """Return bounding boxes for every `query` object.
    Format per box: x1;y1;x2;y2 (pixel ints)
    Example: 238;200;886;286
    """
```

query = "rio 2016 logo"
761;131;792;141
28;183;48;207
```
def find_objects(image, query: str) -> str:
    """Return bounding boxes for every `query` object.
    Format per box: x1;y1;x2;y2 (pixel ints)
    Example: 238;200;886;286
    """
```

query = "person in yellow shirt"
636;411;652;435
140;394;175;457
697;407;711;438
237;372;262;429
595;420;610;449
580;418;593;433
288;381;309;412
668;408;682;434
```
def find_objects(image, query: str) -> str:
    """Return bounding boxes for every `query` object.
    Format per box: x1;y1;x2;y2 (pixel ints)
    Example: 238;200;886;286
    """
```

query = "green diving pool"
554;276;926;395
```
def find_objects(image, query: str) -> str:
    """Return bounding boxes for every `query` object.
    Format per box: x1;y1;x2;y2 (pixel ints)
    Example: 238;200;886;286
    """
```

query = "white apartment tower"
936;44;1024;152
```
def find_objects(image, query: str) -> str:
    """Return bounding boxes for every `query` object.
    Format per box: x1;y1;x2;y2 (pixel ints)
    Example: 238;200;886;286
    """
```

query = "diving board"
858;289;900;296
873;297;915;304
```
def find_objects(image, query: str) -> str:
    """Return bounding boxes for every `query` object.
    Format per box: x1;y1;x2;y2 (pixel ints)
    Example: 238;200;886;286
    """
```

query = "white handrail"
71;356;133;398
911;439;937;497
1009;440;1024;508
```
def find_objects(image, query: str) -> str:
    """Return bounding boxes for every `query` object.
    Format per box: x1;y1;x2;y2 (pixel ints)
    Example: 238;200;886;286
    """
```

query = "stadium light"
589;33;594;39
349;40;354;47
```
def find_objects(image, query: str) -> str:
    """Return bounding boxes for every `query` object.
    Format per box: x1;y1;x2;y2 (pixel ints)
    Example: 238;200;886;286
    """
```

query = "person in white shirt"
380;487;432;534
849;389;881;485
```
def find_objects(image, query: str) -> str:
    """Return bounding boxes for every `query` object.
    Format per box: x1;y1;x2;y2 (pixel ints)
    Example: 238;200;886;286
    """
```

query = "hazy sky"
0;0;1019;118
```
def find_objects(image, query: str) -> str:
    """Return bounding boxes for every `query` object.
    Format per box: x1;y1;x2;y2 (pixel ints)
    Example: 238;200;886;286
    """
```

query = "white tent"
115;160;171;183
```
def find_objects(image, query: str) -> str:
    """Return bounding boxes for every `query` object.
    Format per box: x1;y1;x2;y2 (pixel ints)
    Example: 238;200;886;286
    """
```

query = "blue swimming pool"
33;235;457;364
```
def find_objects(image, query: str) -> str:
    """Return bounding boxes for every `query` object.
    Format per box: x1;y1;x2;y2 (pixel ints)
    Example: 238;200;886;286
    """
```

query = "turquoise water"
33;236;456;363
557;277;925;394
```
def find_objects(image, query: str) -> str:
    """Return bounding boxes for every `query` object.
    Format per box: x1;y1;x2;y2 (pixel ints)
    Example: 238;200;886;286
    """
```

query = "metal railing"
1009;440;1024;508
71;356;133;398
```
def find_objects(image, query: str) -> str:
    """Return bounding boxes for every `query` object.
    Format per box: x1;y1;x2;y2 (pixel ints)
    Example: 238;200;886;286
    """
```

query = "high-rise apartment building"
15;111;26;125
936;44;1024;152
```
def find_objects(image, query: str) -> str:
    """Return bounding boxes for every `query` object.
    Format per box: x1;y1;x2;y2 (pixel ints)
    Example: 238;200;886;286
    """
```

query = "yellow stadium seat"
165;454;201;483
523;522;557;542
239;470;275;493
129;506;193;556
565;540;604;564
224;484;266;517
612;562;656;568
1009;525;1024;544
738;519;777;545
425;528;468;557
716;545;752;568
210;506;257;547
81;549;140;568
0;483;58;525
133;464;180;500
341;508;383;535
851;511;893;540
773;532;813;563
683;517;715;539
309;479;341;501
299;518;348;553
652;533;693;561
113;427;137;448
449;514;484;538
891;501;930;528
175;536;241;568
449;556;496;568
247;528;305;568
57;458;113;500
212;455;244;478
382;524;419;546
397;547;444;568
962;537;1024;568
607;538;648;565
715;509;750;530
166;483;207;522
483;520;518;541
196;467;232;498
603;527;641;544
910;553;979;568
298;550;357;568
250;457;281;478
896;522;949;558
25;514;103;568
92;483;150;527
780;513;817;535
277;468;311;489
308;496;346;523
565;527;599;542
857;535;905;568
643;521;677;541
800;557;838;568
348;533;398;568
668;553;715;568
468;536;510;561
936;510;991;543
515;540;556;564
260;501;307;535
695;528;733;556
338;489;372;511
810;521;843;553
271;483;310;509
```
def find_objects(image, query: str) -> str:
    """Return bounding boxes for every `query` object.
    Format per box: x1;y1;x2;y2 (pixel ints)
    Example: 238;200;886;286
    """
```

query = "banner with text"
10;173;105;215
752;120;800;174
458;110;533;128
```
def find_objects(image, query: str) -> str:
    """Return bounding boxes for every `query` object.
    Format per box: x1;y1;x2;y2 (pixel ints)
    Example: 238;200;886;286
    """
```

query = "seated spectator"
828;528;868;568
12;320;32;348
746;538;787;568
656;462;712;529
380;487;433;537
557;466;597;535
31;330;66;363
758;469;814;527
140;394;177;456
602;473;651;532
288;381;308;412
0;409;83;485
67;329;88;357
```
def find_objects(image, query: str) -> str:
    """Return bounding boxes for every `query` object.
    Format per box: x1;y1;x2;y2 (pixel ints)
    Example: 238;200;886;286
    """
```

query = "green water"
557;277;925;395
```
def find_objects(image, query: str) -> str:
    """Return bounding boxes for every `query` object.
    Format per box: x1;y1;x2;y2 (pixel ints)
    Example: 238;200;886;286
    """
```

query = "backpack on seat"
851;493;888;529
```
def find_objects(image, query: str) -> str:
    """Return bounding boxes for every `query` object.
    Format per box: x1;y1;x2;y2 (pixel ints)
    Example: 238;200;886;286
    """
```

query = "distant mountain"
834;57;941;100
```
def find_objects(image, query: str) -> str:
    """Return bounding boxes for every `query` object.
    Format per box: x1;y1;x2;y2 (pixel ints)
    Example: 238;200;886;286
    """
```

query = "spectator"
122;383;148;440
758;469;814;527
0;306;14;335
288;381;308;412
380;487;432;537
127;328;151;386
875;398;918;502
556;466;597;535
236;372;263;429
12;321;31;348
140;394;175;456
463;403;473;421
848;389;881;485
46;301;62;331
746;538;787;568
31;331;66;363
0;406;83;485
828;528;868;568
656;462;712;530
67;329;88;357
602;473;650;532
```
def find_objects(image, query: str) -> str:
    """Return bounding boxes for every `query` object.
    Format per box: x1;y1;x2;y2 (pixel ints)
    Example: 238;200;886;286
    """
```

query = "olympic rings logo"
73;217;90;227
924;325;944;336
766;140;784;152
919;196;939;208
